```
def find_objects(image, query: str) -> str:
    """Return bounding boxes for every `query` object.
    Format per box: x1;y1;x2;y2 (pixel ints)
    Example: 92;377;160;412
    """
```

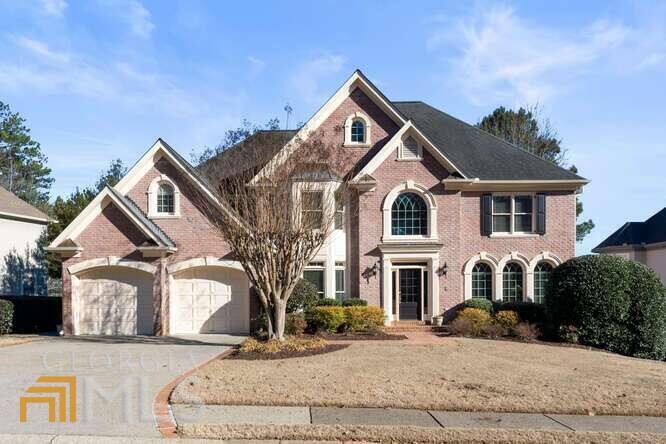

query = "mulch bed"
229;343;349;361
316;331;408;341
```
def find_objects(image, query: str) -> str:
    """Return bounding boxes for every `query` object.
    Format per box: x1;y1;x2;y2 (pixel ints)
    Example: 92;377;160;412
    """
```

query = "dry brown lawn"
179;423;666;443
172;338;666;416
0;335;40;348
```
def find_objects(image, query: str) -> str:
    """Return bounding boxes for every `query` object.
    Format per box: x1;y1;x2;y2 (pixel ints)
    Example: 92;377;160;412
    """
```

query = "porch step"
385;321;448;333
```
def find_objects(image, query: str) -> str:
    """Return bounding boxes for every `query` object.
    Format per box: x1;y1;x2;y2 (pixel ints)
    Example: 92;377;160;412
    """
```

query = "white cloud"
248;56;266;76
39;0;68;17
127;0;155;38
16;36;70;64
429;6;628;105
290;53;346;103
1;37;201;117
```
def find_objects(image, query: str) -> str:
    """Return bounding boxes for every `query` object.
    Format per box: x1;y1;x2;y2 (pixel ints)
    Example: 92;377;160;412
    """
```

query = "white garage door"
77;267;153;335
172;266;249;334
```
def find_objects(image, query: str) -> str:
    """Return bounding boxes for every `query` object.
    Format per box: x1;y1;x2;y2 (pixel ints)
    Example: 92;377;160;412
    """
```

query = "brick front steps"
384;321;448;333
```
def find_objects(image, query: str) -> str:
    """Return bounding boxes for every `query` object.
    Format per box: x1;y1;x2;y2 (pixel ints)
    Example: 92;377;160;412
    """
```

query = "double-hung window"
301;191;324;229
492;194;534;234
303;262;325;298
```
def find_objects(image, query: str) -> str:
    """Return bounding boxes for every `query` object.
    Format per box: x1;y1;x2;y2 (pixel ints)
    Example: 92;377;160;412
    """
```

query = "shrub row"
462;298;546;325
0;300;13;335
305;306;384;333
316;298;368;307
449;307;538;341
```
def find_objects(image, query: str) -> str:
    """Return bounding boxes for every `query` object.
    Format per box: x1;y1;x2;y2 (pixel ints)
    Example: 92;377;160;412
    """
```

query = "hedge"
0;296;61;333
342;298;367;307
0;300;13;335
307;306;385;332
287;279;319;313
547;254;666;360
493;301;546;325
463;298;493;313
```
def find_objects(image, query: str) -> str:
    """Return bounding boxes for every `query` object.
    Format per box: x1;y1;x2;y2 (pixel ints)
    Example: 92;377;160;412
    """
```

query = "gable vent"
400;136;422;160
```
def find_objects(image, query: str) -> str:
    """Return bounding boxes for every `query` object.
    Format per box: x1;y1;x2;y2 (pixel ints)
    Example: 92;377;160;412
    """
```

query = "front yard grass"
0;334;40;348
171;337;666;416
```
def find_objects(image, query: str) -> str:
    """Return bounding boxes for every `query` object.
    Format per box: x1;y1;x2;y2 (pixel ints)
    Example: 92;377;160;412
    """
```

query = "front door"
398;268;422;320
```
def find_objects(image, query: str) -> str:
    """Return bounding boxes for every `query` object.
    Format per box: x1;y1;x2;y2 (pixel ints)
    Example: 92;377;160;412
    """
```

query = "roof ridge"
411;101;585;181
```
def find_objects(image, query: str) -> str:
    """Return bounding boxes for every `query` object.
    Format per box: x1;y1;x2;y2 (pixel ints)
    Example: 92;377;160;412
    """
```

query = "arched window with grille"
391;192;427;235
502;262;523;302
350;119;365;143
533;262;553;304
157;183;175;214
471;262;493;300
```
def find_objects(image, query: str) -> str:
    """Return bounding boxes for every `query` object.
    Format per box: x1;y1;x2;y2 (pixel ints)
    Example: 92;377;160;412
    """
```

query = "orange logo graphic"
20;376;77;423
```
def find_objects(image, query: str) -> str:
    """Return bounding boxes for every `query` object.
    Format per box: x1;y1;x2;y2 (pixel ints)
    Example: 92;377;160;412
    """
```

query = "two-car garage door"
74;264;249;336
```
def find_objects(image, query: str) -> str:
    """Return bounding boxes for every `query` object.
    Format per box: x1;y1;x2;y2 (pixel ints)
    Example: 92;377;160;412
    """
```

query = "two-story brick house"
48;70;587;336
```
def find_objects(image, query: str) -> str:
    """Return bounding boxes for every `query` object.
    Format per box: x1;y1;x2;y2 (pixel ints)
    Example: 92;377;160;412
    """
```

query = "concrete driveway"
0;335;243;438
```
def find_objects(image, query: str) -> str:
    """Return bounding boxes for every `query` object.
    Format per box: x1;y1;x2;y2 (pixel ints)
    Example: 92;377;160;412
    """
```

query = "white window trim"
343;112;372;147
490;193;535;236
397;135;423;161
334;262;345;300
147;175;181;218
382;181;438;242
303;262;326;298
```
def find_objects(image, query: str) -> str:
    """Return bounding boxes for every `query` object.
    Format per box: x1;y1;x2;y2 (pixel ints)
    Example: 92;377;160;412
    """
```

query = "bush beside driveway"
171;338;666;416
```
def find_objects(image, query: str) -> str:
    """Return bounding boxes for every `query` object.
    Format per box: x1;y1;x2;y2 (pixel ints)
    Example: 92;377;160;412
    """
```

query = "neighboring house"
593;208;666;284
47;70;587;336
0;185;49;295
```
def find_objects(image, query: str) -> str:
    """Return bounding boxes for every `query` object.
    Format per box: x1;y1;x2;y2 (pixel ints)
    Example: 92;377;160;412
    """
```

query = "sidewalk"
172;404;666;434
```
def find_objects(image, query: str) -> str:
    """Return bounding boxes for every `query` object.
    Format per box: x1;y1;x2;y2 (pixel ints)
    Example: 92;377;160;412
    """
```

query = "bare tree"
191;127;351;340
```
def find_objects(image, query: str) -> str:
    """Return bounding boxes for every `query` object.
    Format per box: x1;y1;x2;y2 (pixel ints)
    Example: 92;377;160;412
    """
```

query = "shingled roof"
0;185;49;223
392;101;585;181
593;208;666;251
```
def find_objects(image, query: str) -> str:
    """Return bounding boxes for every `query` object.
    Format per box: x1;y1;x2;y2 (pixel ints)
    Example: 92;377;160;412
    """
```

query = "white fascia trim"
443;178;589;191
48;187;166;249
0;211;50;224
352;121;466;181
250;70;407;185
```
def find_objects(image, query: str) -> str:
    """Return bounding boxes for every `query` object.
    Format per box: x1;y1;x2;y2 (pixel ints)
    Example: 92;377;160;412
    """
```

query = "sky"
1;0;665;255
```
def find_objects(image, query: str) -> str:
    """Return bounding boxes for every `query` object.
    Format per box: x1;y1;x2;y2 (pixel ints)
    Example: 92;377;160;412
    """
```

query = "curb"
153;347;237;438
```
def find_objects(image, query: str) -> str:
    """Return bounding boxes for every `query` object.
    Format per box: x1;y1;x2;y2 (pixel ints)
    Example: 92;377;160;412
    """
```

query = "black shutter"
481;194;492;236
536;193;546;235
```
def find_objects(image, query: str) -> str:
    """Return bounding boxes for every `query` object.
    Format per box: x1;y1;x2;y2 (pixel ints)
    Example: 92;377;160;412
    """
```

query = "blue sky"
1;0;665;255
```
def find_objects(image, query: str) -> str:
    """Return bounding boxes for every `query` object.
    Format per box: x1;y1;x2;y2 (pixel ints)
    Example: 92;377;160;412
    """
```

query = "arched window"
157;183;175;214
471;263;492;300
351;119;365;143
502;262;523;302
391;192;427;235
533;262;553;304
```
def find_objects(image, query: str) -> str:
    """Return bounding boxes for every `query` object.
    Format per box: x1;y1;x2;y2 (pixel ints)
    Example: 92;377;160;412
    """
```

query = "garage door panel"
172;266;249;334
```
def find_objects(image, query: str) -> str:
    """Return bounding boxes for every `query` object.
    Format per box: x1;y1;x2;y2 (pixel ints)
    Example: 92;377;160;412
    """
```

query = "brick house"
48;70;587;336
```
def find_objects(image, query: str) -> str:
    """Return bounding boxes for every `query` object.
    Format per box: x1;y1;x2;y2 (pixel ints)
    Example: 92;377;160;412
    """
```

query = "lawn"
0;335;39;348
171;338;666;416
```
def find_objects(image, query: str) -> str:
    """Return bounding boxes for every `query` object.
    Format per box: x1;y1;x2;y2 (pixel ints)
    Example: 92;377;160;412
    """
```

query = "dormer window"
351;120;365;143
147;175;180;218
344;112;371;146
157;183;175;214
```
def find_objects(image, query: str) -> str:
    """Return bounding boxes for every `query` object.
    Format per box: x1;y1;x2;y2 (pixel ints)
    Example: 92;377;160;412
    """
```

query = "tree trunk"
273;299;286;341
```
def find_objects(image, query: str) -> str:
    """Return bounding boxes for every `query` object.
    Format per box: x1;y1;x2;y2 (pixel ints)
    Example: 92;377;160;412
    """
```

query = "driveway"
0;335;243;438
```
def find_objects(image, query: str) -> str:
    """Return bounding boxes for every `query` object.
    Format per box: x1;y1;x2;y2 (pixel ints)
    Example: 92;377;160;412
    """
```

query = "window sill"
148;214;181;220
343;142;372;148
489;233;540;238
396;157;423;162
381;235;440;243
